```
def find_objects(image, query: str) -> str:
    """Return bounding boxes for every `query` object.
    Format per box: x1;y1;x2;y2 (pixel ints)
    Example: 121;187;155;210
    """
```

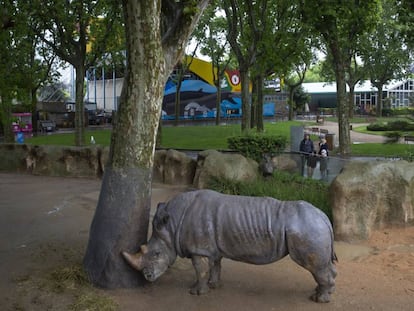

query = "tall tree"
0;0;53;141
320;53;367;118
222;0;269;132
285;60;309;120
30;0;121;146
361;0;411;116
300;0;381;155
193;3;231;125
84;0;209;288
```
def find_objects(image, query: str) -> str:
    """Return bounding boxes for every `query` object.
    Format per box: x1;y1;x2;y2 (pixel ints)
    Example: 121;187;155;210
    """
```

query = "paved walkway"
310;121;386;144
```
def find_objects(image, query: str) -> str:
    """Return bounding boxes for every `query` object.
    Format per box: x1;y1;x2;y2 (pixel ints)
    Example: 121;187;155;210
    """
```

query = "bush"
207;171;332;221
227;134;287;162
382;108;414;116
367;120;414;132
388;120;410;131
367;122;388;131
384;131;403;143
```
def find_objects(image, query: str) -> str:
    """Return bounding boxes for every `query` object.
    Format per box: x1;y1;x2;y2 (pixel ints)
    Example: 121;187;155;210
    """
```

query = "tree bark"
376;84;384;117
334;61;351;155
256;75;264;132
74;64;86;146
84;0;208;289
0;93;14;143
84;0;166;288
239;68;251;132
215;81;222;125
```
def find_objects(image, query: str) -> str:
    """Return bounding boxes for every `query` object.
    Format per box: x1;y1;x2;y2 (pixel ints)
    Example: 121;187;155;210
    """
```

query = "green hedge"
382;108;414;116
227;134;287;162
367;120;414;131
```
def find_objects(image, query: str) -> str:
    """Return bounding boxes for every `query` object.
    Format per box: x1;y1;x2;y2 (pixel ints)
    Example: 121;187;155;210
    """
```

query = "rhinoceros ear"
156;202;166;211
154;213;170;231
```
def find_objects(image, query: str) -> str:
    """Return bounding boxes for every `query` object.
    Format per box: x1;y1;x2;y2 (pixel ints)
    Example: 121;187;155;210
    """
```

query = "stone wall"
0;144;260;187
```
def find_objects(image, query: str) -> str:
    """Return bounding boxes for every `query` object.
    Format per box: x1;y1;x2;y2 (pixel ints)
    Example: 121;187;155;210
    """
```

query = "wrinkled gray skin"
122;189;337;303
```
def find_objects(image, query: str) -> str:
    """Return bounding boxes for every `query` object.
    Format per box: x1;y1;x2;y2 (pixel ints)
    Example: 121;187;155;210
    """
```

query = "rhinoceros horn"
121;244;148;271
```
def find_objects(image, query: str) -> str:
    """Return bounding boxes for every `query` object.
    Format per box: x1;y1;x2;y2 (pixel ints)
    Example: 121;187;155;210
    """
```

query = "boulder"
271;154;298;173
153;149;196;185
163;149;197;185
0;144;106;178
331;160;414;241
193;150;259;188
30;145;104;178
153;150;167;183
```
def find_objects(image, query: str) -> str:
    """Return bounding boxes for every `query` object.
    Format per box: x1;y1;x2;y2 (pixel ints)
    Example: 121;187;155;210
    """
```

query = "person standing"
318;138;329;181
299;133;314;177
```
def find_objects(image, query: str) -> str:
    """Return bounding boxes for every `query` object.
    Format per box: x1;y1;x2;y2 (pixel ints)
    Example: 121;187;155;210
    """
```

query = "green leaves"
227;134;287;162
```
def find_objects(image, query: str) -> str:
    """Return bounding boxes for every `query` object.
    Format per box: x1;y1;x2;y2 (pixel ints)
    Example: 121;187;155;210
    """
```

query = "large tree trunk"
83;0;208;289
239;68;251;132
0;93;14;143
75;64;86;146
84;1;166;288
256;75;264;132
215;81;222;125
288;87;295;121
376;84;384;117
335;63;351;155
174;79;182;125
348;85;355;118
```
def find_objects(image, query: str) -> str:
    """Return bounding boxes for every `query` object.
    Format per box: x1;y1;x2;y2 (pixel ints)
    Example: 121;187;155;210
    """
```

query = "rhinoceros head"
122;203;177;282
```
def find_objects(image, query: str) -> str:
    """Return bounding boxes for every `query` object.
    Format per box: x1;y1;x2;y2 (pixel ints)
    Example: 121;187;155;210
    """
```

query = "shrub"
367;120;414;132
384;131;403;143
207;171;332;221
367;122;388;131
227;134;287;162
388;120;410;131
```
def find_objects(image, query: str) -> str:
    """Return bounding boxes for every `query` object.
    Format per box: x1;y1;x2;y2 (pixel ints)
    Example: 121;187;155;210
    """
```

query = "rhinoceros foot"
310;285;335;303
189;282;210;295
208;279;221;289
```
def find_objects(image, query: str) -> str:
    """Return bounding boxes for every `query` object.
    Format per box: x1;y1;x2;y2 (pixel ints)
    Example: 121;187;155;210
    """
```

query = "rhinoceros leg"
287;238;337;302
309;263;337;302
208;257;222;289
189;255;210;295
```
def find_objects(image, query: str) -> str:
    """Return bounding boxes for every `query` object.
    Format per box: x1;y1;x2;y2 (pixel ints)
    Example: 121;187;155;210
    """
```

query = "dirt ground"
1;173;413;311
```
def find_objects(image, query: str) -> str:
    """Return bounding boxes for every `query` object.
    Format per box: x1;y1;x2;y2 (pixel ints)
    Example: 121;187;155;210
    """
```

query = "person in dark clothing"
299;133;314;177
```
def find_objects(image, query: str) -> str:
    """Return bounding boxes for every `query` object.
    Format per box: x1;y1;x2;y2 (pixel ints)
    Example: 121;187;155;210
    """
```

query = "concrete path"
313;121;386;144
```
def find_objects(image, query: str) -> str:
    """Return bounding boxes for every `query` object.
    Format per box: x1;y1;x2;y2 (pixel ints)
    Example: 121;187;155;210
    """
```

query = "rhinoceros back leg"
189;255;210;295
286;233;336;302
208;257;222;289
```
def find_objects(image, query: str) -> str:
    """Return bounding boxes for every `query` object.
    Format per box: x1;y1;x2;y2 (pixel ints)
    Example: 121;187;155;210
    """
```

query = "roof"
302;79;413;94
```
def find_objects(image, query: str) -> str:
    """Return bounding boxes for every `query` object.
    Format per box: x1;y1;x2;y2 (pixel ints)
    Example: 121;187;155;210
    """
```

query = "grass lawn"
23;120;414;158
351;143;414;157
25;121;303;150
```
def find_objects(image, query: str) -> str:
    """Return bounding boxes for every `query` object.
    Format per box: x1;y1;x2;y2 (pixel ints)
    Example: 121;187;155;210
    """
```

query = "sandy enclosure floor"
0;173;413;311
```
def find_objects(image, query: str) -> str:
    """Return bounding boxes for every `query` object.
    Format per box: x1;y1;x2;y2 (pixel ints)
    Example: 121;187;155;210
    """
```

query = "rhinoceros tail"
332;251;338;263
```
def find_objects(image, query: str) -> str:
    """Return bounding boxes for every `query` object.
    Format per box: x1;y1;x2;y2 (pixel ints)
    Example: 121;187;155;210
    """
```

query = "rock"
193;150;259;188
271;154;298;173
153;150;167;183
331;160;414;241
163;149;196;185
0;144;106;178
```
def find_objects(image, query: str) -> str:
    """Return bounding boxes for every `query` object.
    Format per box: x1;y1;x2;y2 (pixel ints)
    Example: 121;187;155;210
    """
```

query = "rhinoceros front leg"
189;255;210;295
208;257;222;289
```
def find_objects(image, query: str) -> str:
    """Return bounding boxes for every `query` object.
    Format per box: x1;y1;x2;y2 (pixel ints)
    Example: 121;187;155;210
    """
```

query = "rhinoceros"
122;189;337;302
